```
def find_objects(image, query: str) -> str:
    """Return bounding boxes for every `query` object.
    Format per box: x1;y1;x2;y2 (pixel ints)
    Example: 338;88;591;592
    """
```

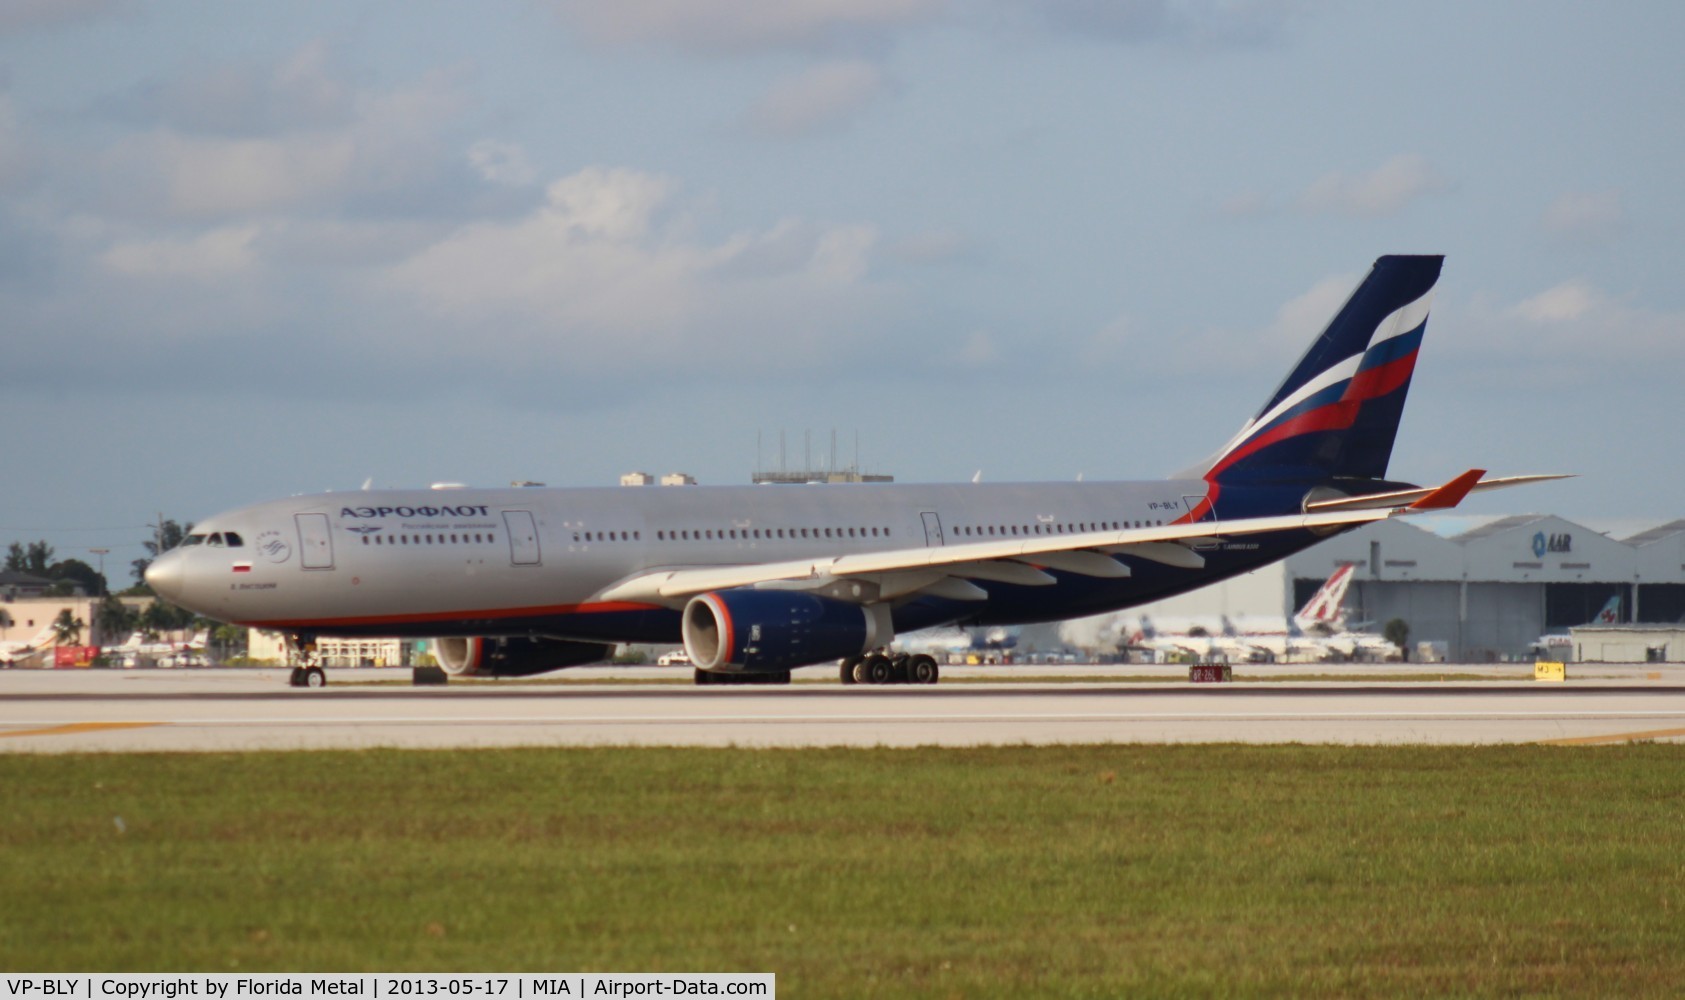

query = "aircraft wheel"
909;654;939;685
851;658;871;684
864;654;894;685
287;667;306;688
839;657;860;685
890;652;911;684
303;666;326;688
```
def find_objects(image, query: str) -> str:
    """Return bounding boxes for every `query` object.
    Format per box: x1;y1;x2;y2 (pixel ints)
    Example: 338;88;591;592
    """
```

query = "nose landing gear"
285;633;326;688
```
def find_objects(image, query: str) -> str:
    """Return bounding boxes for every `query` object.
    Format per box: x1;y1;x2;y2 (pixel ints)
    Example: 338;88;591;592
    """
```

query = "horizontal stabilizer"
1307;472;1570;509
1304;474;1573;513
1409;468;1485;510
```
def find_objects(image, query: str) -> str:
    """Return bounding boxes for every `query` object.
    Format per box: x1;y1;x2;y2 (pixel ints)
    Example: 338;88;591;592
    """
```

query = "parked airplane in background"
1117;563;1369;663
897;624;1020;661
146;255;1561;687
0;626;56;666
108;630;209;668
1533;594;1623;659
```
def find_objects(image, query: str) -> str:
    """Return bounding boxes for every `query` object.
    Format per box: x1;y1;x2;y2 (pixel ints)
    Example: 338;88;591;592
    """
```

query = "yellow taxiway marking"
1541;726;1685;746
0;721;163;739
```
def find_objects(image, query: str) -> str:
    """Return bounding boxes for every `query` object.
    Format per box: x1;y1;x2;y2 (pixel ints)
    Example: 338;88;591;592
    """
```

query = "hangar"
1116;514;1685;661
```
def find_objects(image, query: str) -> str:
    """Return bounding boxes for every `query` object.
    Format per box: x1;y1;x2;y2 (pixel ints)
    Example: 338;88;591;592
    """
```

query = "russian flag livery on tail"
1202;255;1441;487
145;255;1566;687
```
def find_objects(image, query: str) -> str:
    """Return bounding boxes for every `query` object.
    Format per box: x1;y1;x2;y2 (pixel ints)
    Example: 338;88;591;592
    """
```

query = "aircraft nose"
145;551;185;601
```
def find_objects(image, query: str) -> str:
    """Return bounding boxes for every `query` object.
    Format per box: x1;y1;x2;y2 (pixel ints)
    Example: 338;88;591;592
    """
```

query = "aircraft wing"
596;471;1498;608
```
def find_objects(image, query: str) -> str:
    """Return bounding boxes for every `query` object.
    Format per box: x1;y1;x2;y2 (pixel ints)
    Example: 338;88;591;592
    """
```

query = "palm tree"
52;609;85;646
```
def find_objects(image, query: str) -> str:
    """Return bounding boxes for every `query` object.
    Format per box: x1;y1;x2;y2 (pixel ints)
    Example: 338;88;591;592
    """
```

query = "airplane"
1532;593;1623;659
1121;615;1226;663
1286;563;1407;661
144;255;1563;688
1100;563;1370;663
107;629;209;668
895;624;1020;665
0;625;56;667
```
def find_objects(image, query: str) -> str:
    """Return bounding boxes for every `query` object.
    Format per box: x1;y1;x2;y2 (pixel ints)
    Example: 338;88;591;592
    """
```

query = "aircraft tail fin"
1595;594;1622;624
1294;563;1357;631
1197;255;1443;486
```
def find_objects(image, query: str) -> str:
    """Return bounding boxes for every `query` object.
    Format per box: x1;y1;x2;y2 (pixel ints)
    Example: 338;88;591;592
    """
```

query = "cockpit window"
182;534;208;546
207;533;225;547
223;531;244;547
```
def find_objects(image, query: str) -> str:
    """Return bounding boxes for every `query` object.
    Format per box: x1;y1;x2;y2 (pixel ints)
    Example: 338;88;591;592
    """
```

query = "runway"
4;665;1685;752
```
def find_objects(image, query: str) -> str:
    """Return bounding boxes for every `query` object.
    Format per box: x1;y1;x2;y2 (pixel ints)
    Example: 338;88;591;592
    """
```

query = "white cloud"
91;62;469;220
104;130;358;218
1445;279;1685;375
99;38;355;136
1082;270;1360;373
1215;189;1269;219
100;226;261;278
1296;154;1449;217
468;140;538;186
889;227;976;264
1268;273;1359;348
1542;190;1624;241
1080;315;1133;366
0;0;115;35
1037;0;1304;46
956;330;1000;367
1508;280;1597;324
746;60;888;136
377;166;889;372
547;0;943;51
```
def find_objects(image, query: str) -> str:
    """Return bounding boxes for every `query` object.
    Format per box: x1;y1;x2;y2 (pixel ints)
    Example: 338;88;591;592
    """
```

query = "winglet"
1408;468;1485;510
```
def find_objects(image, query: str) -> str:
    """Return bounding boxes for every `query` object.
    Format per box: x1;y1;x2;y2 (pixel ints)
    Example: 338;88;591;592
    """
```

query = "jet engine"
433;636;612;678
682;589;890;672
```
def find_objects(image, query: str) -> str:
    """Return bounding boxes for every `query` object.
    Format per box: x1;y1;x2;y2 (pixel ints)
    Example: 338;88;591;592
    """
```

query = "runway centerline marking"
0;722;164;739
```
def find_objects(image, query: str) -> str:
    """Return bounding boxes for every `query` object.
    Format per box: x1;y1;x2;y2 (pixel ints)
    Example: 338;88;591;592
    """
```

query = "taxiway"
3;665;1683;752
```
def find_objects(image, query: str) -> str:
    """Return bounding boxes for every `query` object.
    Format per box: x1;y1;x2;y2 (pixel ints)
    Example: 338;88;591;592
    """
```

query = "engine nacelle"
682;589;889;672
433;636;612;678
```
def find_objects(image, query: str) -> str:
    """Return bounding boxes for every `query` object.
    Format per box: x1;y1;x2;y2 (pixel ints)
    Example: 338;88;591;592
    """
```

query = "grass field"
3;745;1683;996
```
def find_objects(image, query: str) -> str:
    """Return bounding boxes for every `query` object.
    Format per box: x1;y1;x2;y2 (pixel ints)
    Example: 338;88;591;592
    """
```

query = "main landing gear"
840;651;940;686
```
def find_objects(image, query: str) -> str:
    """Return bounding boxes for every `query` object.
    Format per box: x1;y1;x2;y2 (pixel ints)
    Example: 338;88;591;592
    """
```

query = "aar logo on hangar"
1532;531;1572;558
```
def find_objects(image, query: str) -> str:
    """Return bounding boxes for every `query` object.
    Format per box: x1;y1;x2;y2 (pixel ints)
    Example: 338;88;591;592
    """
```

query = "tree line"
3;519;201;642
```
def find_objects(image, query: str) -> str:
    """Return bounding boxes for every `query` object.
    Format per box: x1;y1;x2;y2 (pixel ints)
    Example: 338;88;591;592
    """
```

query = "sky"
3;0;1682;584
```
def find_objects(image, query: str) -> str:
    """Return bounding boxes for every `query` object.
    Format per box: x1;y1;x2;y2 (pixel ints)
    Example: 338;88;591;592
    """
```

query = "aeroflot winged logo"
256;530;292;564
340;505;491;518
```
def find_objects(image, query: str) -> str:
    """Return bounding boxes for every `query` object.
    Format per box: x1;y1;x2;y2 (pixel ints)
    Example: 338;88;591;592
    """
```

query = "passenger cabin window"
182;534;207;546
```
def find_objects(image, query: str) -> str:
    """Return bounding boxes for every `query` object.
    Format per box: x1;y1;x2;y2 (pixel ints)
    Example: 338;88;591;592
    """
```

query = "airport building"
246;631;418;668
1112;514;1685;662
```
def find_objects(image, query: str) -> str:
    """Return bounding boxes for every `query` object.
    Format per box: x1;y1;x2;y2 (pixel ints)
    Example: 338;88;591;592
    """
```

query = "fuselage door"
920;511;945;547
295;513;335;570
503;510;541;566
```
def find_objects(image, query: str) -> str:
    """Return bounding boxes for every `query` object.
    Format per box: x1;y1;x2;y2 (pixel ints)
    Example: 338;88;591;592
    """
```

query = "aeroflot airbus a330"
147;255;1560;687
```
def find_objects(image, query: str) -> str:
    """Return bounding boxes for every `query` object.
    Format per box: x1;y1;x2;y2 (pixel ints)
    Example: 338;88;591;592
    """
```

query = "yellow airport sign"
1535;660;1567;682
